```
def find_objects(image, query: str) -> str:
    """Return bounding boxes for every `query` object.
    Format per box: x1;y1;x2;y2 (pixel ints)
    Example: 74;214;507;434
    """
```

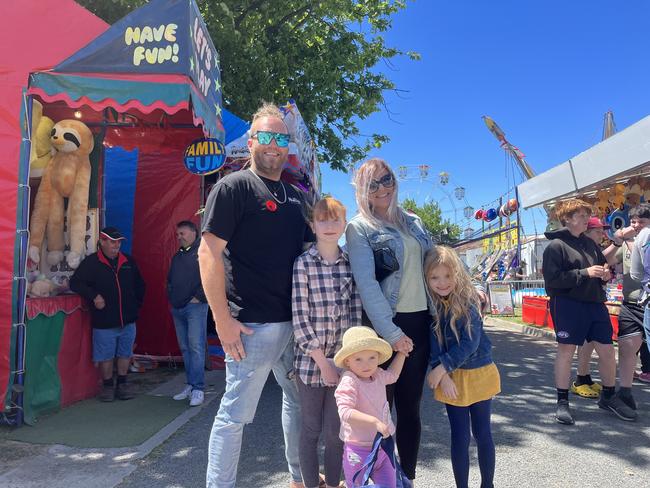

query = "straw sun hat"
333;326;393;368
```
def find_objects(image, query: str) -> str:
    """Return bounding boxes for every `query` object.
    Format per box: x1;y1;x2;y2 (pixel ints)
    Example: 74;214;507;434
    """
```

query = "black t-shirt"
202;169;312;323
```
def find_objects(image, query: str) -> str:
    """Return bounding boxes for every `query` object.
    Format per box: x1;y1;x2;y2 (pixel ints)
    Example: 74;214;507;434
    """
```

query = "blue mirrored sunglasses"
252;131;290;147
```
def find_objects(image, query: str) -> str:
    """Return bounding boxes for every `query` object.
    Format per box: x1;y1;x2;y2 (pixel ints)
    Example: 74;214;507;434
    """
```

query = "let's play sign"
183;138;226;175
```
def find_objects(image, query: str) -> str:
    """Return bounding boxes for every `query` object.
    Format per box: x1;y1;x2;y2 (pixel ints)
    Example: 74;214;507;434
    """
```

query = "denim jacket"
345;212;432;345
429;305;493;372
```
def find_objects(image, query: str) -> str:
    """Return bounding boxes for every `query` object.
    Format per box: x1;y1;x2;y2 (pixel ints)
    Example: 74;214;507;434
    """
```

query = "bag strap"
351;434;383;486
379;434;397;469
379;435;413;488
352;433;412;487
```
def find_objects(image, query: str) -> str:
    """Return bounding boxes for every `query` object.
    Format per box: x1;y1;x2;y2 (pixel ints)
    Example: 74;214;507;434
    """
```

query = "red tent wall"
0;0;108;406
103;127;204;358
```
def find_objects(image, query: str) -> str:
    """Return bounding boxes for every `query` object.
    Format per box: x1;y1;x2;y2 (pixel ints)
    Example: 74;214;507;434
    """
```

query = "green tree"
401;198;461;243
76;0;418;170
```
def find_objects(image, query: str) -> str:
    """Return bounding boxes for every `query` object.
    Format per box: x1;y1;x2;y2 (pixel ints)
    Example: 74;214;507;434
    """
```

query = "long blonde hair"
424;245;480;344
353;158;406;231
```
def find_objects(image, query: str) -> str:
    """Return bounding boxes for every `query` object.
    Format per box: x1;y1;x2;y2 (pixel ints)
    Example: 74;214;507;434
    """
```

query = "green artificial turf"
3;394;187;448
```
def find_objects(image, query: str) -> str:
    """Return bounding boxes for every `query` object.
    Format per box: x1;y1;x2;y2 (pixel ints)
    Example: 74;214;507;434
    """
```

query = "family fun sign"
184;138;226;175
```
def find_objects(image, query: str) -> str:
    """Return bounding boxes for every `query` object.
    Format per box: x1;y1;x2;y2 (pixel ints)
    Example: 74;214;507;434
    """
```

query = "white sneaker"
189;389;204;407
173;385;192;401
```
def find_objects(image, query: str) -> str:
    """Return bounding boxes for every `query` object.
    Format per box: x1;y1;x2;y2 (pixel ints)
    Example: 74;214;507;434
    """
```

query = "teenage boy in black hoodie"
543;199;637;424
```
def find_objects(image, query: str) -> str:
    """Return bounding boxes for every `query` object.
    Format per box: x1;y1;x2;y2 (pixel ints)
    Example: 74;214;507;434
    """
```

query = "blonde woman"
345;158;432;481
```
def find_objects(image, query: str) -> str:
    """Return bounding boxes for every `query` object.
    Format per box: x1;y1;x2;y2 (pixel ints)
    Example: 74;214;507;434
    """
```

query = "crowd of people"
542;199;650;425
67;101;649;488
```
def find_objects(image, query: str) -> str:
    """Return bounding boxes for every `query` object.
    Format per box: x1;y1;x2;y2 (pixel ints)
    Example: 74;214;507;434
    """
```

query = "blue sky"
320;0;650;238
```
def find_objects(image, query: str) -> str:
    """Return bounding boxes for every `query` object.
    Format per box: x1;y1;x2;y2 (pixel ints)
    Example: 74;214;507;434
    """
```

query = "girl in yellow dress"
425;245;500;488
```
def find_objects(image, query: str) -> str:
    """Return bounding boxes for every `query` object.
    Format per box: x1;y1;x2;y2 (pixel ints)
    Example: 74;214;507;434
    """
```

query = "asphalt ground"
117;320;650;488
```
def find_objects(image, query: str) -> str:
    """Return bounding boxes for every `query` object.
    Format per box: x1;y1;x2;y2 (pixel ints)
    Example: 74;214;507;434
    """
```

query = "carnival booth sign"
184;138;226;175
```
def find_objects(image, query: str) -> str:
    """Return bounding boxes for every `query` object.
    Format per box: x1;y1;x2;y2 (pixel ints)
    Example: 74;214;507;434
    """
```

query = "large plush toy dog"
29;119;94;269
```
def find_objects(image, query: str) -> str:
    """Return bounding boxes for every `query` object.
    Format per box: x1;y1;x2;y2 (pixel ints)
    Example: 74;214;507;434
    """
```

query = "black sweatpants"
385;309;431;480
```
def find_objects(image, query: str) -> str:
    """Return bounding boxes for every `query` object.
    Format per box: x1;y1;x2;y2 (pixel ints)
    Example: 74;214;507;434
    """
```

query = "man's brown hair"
555;199;593;224
250;102;286;132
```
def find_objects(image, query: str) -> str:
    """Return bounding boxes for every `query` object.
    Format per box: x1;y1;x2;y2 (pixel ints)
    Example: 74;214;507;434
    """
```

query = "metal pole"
515;186;522;267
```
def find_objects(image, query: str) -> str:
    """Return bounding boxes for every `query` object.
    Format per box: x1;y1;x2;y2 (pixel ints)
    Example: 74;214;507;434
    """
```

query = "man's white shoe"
189;389;204;407
173;385;192;401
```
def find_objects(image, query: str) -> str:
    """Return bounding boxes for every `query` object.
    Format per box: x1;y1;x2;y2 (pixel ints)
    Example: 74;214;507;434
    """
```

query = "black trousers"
384;309;431;480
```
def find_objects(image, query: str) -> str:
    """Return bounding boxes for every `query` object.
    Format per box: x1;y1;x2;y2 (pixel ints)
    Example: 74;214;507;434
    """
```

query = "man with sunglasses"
200;102;313;488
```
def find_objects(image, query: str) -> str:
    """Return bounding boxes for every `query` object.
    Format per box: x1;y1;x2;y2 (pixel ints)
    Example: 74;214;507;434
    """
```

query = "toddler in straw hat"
334;326;406;487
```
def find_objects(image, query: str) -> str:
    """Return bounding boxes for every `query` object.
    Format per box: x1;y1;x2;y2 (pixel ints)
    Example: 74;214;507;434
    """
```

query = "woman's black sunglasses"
369;173;395;194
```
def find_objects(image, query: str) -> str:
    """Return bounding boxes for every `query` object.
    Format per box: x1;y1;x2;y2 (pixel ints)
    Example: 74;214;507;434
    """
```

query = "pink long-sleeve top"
334;368;398;446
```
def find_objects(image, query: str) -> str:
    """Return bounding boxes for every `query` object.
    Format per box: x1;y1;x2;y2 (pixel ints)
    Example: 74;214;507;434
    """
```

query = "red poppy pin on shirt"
265;200;277;212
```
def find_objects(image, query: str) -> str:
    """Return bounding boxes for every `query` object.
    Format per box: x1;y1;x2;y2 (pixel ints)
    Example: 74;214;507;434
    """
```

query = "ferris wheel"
393;164;476;232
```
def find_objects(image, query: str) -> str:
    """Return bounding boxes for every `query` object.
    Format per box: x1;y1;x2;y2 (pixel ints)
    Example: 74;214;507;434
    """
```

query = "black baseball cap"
100;226;126;241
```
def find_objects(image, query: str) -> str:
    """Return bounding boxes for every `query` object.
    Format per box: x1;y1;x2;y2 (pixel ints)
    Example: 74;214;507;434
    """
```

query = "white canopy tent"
517;115;650;208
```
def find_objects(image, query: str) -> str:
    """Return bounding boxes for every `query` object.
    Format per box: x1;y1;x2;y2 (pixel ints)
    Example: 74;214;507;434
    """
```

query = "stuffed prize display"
606;207;630;240
29;100;55;178
498;199;518;218
483;208;498;222
609;183;626;210
28;120;94;269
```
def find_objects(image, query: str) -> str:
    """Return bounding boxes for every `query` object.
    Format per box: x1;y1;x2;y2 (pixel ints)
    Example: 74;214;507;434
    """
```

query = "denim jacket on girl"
345;211;432;345
429;305;493;373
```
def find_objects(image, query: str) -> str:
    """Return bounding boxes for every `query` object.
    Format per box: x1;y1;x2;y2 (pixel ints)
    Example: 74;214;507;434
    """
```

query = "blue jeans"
206;321;301;488
641;305;650;352
171;303;208;391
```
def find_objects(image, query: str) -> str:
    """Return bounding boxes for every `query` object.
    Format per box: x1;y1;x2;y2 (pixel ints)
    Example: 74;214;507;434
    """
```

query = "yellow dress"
434;363;501;407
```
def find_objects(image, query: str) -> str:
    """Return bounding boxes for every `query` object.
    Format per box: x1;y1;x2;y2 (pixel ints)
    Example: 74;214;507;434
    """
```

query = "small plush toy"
27;275;57;298
624;177;643;207
29;100;55;178
594;189;611;218
609;183;626;210
544;203;562;232
29;120;94;269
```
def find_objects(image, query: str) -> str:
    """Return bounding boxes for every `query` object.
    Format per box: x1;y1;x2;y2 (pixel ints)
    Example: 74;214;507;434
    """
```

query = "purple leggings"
342;443;396;488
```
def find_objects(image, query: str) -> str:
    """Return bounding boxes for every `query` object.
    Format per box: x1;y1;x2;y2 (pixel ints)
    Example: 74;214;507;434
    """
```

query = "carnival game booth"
5;0;234;425
0;0;110;426
517;116;650;338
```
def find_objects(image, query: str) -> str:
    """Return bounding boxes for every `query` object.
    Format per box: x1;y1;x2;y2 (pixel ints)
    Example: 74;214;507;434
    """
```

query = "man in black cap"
70;226;146;401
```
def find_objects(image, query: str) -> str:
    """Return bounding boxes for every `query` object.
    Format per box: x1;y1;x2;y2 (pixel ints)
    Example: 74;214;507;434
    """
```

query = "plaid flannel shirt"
292;245;363;386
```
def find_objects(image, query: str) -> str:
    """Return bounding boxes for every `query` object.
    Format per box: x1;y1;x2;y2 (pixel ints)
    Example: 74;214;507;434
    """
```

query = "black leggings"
446;399;495;488
385;310;431;480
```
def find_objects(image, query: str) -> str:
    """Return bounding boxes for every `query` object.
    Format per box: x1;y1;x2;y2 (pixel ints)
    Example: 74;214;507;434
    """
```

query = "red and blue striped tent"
0;0;109;421
2;0;246;423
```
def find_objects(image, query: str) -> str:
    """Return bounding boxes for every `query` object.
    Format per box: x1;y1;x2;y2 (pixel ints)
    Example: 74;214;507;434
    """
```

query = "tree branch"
235;0;267;29
266;4;311;37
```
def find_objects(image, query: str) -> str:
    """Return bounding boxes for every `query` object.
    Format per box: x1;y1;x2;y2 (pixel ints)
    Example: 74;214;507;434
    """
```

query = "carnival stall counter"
24;294;98;424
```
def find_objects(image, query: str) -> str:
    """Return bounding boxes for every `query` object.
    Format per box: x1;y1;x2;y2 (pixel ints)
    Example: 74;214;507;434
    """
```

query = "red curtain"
105;127;204;358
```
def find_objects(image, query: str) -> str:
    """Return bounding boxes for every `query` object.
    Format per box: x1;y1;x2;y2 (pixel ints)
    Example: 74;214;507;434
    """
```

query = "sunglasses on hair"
251;131;290;147
369;173;395;193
